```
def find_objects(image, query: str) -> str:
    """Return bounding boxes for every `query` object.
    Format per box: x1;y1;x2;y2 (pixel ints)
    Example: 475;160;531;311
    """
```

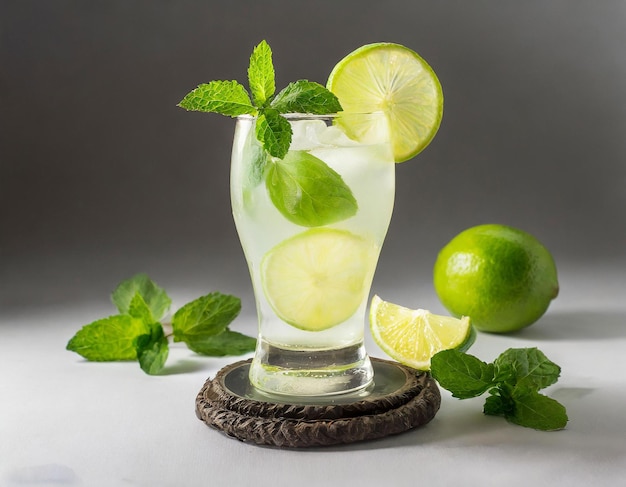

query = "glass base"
249;339;374;398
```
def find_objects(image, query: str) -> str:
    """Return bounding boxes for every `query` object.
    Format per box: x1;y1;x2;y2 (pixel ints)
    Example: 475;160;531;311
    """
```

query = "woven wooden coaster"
195;357;440;448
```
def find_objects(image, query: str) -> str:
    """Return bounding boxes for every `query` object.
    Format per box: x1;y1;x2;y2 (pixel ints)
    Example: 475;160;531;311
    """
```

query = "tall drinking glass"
230;112;395;397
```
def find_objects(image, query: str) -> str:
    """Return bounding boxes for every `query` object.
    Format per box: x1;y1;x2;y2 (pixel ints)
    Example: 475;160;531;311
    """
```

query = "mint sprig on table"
430;348;568;431
178;40;342;159
66;274;256;375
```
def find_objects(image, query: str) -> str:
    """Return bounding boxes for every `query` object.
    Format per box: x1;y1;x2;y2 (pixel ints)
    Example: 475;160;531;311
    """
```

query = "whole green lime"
433;224;559;333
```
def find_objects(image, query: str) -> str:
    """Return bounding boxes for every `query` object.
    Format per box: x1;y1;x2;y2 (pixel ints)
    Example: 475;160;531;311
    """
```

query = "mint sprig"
178;40;342;159
179;40;356;228
66;274;256;375
430;347;568;431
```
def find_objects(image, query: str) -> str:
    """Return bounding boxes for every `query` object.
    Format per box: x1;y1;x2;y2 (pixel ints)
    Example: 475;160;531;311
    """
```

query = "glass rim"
236;111;385;120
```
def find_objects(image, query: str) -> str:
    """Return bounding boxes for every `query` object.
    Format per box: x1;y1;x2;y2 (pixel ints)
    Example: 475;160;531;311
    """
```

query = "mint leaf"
178;80;256;116
243;128;268;190
67;315;150;361
256;108;292;159
430;349;495;399
492;362;516;384
483;382;517;416
172;292;241;342
495;348;561;390
508;389;569;431
135;323;169;375
248;40;275;107
111;274;171;321
484;391;511;417
271;80;342;114
266;150;358;227
185;329;256;357
127;292;154;323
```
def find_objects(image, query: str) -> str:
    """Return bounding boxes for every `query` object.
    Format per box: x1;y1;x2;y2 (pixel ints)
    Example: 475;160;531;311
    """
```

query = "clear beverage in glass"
230;112;395;397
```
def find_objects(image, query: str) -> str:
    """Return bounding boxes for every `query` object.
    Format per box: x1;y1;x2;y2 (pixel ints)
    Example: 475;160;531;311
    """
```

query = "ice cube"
289;119;328;151
316;124;358;147
289;119;359;150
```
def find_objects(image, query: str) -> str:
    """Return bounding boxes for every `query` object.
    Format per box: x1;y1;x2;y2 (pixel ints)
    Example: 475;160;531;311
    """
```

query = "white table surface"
1;262;625;487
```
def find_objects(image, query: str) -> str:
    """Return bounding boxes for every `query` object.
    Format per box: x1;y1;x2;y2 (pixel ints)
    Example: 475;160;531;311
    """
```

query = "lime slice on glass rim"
327;43;443;162
369;295;475;370
261;228;376;332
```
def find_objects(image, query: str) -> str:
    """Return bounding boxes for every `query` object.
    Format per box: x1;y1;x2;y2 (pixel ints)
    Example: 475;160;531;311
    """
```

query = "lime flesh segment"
327;43;443;162
261;229;375;331
369;295;474;370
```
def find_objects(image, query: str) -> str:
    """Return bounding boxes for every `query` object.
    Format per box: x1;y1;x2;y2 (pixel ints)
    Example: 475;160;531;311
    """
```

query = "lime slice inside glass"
327;43;443;162
261;229;375;331
369;295;475;370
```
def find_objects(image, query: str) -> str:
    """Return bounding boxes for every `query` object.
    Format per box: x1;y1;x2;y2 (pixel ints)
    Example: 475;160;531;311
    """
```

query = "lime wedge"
369;295;474;370
327;43;443;162
261;229;375;331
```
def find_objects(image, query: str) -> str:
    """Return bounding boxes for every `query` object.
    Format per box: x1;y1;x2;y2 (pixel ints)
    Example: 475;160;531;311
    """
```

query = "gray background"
2;1;625;316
